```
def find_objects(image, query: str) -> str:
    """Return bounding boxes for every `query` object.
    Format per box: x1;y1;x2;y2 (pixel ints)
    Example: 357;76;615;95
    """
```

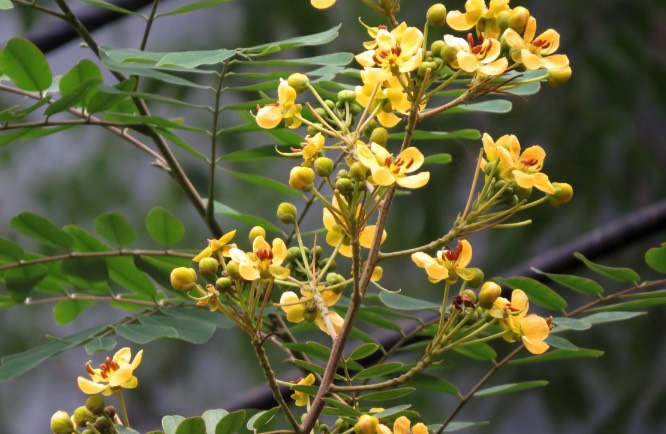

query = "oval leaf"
0;38;52;91
453;342;497;361
533;268;604;296
85;337;117;354
53;299;96;325
95;212;137;245
0;237;24;261
378;292;440;311
495;276;567;311
175;417;206;434
354;362;403;380
574;252;640;283
475;380;548;397
215;410;246;434
5;264;49;301
146;207;185;246
10;212;73;249
246;407;279;431
203;409;228;434
646;244;666;274
163;416;186;434
360;387;415;401
580;311;645;325
348;343;380;361
510;348;605;365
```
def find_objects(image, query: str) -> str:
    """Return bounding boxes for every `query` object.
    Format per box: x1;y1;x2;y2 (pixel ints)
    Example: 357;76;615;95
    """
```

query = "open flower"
229;236;289;281
376;416;428;434
193;230;237;262
291;373;315;406
78;347;143;396
411;240;475;283
355;22;423;75
355;72;411;128
489;289;550;354
356;142;430;188
301;132;325;165
323;197;387;257
503;17;569;73
255;79;302;129
311;0;335;9
446;0;511;38
279;290;344;336
444;34;508;76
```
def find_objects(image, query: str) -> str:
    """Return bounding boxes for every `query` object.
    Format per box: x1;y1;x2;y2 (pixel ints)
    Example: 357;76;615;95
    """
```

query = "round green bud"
461;289;478;303
350;103;362;115
314;157;335;177
335;177;354;196
507;194;520;206
312;246;323;261
170;267;197;292
277;202;298;224
287;246;301;262
514;185;533;203
249;226;266;244
548;66;572;87
50;411;74;434
335;418;349;429
326;272;347;293
496;10;510;33
199;257;219;277
509;7;530;34
465;267;485;288
301;246;311;257
478;281;502;309
549;182;573;206
363;120;378;137
307;125;320;136
325;99;336;110
102;406;116;419
439;45;457;65
350;161;370;182
369;127;389;146
426;4;447;27
418;61;438;77
287;73;309;94
289;166;315;192
215;277;233;292
321;257;336;271
315;107;328;119
336;169;349;180
85;395;105;415
303;305;317;322
337;89;357;104
73;406;95;428
226;260;241;280
82;430;94;434
93;416;111;432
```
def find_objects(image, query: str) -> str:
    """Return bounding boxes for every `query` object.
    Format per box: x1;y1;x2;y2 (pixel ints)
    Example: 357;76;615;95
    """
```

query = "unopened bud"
287;246;301;261
199;257;219;277
226;260;241;280
350;161;370;182
369;127;389;146
93;416;111;432
102;406;115;419
509;7;531;34
289;166;315;191
335;178;354;196
439;45;457;65
547;66;572;87
73;406;95;428
303;305;317;322
465;267;485;288
326;272;347;293
337;89;357;104
277;202;298;224
430;40;445;58
50;411;74;434
461;289;477;303
85;396;105;415
354;414;379;434
170;267;197;291
417;61;438;77
287;73;309;94
426;4;447;27
314;157;335;177
478;281;502;309
215;277;233;292
549;182;573;206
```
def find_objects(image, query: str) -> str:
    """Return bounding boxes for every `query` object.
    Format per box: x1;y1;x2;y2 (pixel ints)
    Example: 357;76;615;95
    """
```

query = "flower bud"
461;289;477;303
215;277;233;292
478;281;502;309
335;178;354;196
226;260;241;280
336;169;349;179
102;406;116;419
363;120;378;137
496;10;510;33
549;182;573;206
426;4;447;27
303;305;318;322
314;157;335;177
73;406;95;428
465;267;485;288
277;202;298;224
287;246;301;261
439;45;457;65
326;272;347;293
430;40;445;58
93;416;111;433
307;125;320;136
170;267;197;291
350;161;370;182
312;246;323;261
509;7;530;34
369;127;389;146
50;411;74;434
289;166;315;192
417;61;438;77
354;414;379;434
288;73;309;94
199;257;219;277
85;396;105;415
337;89;357;104
547;66;572;87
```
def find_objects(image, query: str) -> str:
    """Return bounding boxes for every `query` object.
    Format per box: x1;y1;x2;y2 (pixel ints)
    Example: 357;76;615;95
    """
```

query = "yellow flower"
446;0;511;38
355;72;411;128
489;289;550;354
322;197;387;258
301;132;325;164
355;415;379;434
503;17;569;73
291;373;316;406
356;142;430;188
255;79;302;129
411;240;475;284
443;34;508;76
194;283;221;312
355;22;423;75
77;347;143;396
229;236;290;281
376;416;428;434
279;290;344;336
311;0;335;9
193;230;237;262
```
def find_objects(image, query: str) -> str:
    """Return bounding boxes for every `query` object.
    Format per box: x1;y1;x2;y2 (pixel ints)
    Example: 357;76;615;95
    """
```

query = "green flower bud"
215;277;233;293
417;61;438;77
337;89;357;104
496;10;510;33
426;3;447;27
322;257;336;271
354;415;379;434
509;6;530;34
336;169;349;180
335;177;354;196
478;281;502;309
73;406;95;428
81;430;94;434
226;260;241;280
369;127;389;146
303;305;318;322
287;73;309;94
277;202;298;224
312;246;323;261
307;125;320;136
465;267;485;288
326;272;347;294
325;99;336;110
289;166;315;191
547;66;572;87
93;416;111;433
350;103;362;115
350;161;370;182
85;396;105;415
315;107;328;119
363;120;378;137
199;257;219;277
50;411;74;434
314;156;335;177
287;246;301;261
249;226;266;243
514;185;533;203
439;45;457;65
549;182;573;206
461;289;477;303
170;267;197;292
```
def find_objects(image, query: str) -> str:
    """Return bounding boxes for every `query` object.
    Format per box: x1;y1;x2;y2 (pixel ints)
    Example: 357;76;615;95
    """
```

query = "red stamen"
256;249;274;261
519;157;538;166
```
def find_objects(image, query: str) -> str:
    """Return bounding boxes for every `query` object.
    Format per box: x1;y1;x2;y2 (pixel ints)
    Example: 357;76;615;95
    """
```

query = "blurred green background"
1;0;665;433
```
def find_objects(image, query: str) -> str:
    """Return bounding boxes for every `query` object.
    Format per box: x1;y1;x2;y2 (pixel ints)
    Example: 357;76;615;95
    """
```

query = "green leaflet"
10;211;74;249
495;276;567;311
0;38;52;91
156;0;235;17
94;212;137;245
574;252;640;283
475;380;549;397
146;207;185;246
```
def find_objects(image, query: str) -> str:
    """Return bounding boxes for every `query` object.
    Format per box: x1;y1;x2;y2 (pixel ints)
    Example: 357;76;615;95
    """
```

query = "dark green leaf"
357;309;402;332
139;314;216;344
378;292;440;311
354;362;403;380
157;0;234;17
85;337;117;354
116;323;178;344
53;299;96;325
0;125;75;148
646;244;666;274
146;207;185;246
623;289;666;299
533;268;604;296
218;145;291;161
510;348;605;365
0;237;24;261
215;410;246;434
5;264;49;301
550;317;591;331
430;421;490;433
44;79;101;115
220;168;304;198
79;0;140;15
292;360;327;377
161;307;234;329
283;341;331;361
108;257;158;298
545;335;578;350
95;212;136;245
86;79;135;113
163;416;186;434
203;409;228;434
175;417;206;434
0;38;52;91
371;404;412;419
61;257;109;283
424;153;452;165
321;398;362;417
246;407;279;431
495;276;567;311
475;380;548;397
360;387;415;401
453;342;497;361
348;343;380;361
245;52;354;67
244;25;341;55
10;211;73;249
156;49;235;69
388;129;480;141
449;99;512;114
586;298;666;312
159;128;207;161
580;311;645;325
212;201;283;234
574;252;640;283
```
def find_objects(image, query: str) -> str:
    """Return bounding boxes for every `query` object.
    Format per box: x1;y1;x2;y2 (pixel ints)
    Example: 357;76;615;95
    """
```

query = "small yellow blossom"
411;240;475;284
503;17;569;73
443;34;508;76
355;22;423;75
193;283;221;311
301;132;325;165
490;289;550;354
376;416;428;434
229;236;289;281
193;230;237;262
279;290;344;336
446;0;511;38
291;373;315;406
255;79;302;129
356;142;430;188
77;347;143;396
311;0;335;9
355;72;411;128
322;197;387;258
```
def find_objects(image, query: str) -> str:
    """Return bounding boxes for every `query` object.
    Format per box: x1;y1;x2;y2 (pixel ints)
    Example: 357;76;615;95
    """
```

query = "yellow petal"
457;240;473;267
413;423;429;434
113;347;132;364
239;263;260;281
457;51;480;73
371;166;397;186
357;144;379;169
446;10;475;31
359;225;386;248
425;262;449;282
522;336;549;354
131;349;143;370
280;292;305;323
510;289;529;311
397;147;425;173
271;238;288;265
311;0;335;9
479;58;508;76
376;111;401;128
269;265;290;280
393;416;411;434
78;377;109;395
396;171;430;189
255;105;282;129
355;51;377;68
